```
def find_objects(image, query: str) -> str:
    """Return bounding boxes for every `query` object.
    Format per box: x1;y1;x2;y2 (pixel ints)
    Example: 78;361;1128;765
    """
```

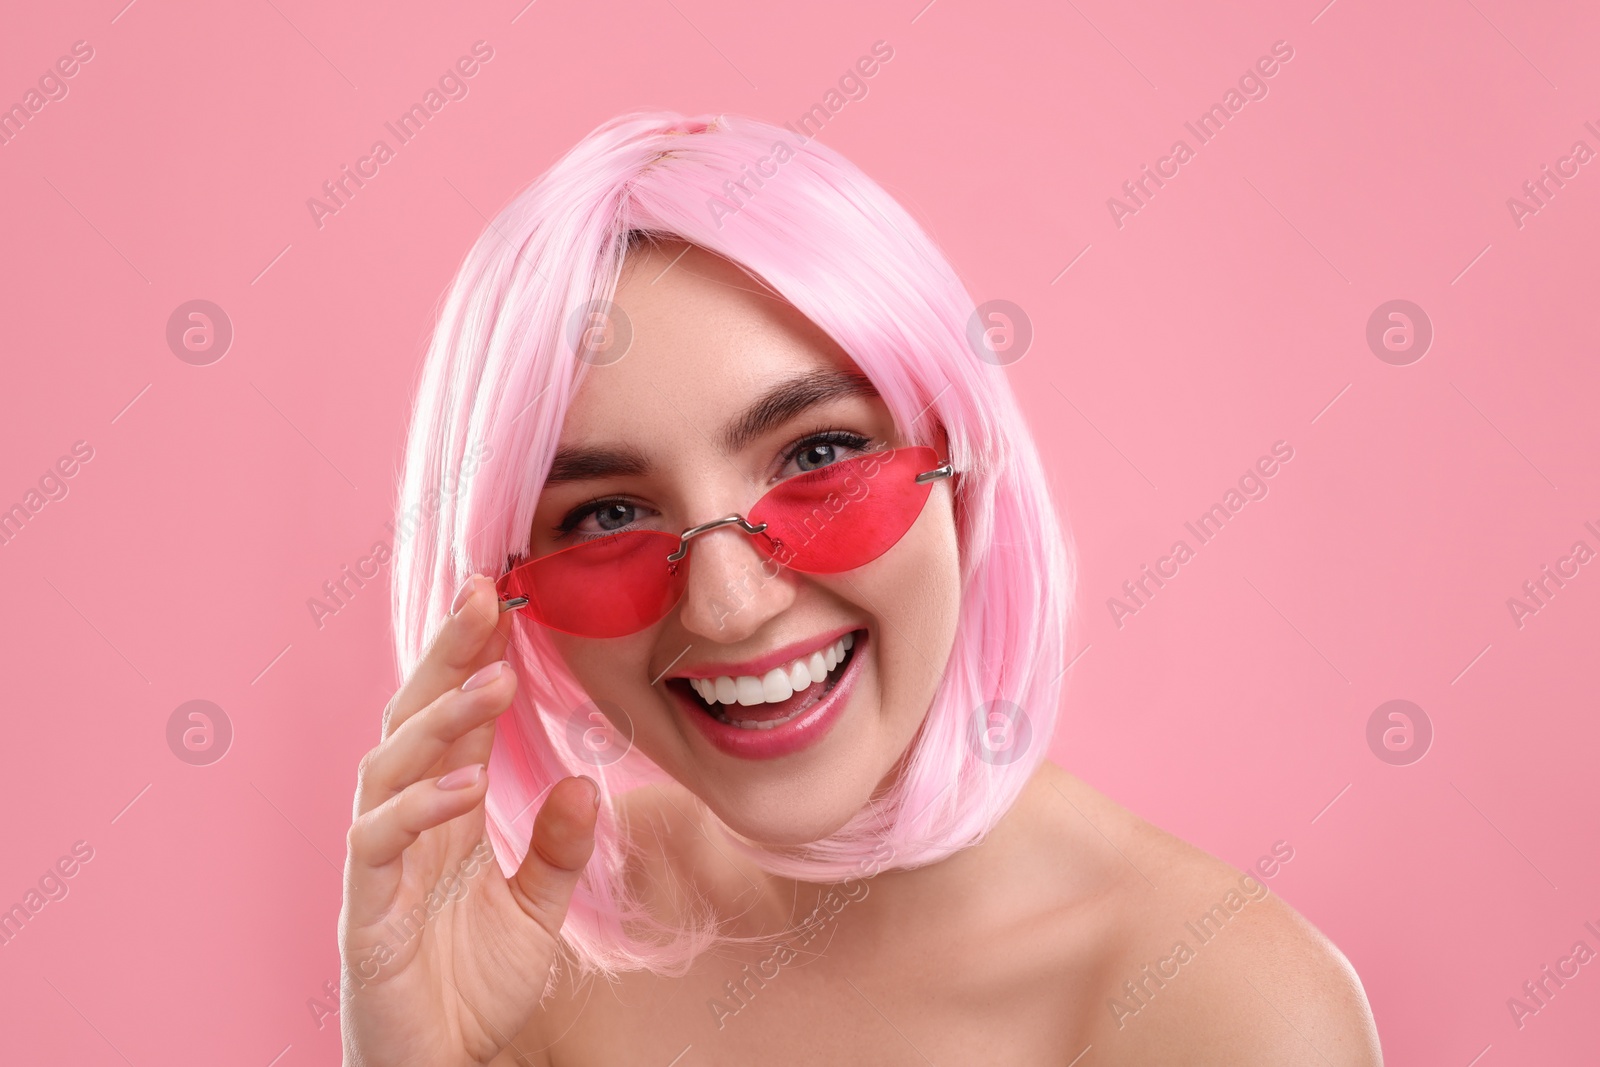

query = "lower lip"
674;634;865;760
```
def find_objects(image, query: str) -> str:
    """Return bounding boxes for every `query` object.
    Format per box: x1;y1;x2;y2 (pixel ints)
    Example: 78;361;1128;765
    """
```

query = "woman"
340;111;1382;1065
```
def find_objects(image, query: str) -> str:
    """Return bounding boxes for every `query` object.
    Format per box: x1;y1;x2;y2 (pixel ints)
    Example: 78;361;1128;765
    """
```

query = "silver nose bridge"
665;514;769;564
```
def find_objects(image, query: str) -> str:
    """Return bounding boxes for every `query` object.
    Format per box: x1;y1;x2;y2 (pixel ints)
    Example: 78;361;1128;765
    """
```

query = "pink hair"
391;110;1077;978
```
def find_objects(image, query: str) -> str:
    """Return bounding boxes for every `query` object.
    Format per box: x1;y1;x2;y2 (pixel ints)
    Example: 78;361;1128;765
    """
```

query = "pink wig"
391;110;1077;978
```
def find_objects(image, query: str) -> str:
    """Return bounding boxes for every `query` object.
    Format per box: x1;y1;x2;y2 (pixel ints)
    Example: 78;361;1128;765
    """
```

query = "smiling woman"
338;111;1383;1065
501;241;978;854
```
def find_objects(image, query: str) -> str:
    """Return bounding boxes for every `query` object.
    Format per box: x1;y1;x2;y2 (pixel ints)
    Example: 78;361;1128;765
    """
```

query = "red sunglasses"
496;445;954;638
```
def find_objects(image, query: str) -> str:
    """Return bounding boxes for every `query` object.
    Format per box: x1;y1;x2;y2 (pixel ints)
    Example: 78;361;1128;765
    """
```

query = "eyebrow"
717;369;879;454
543;368;879;486
544;443;651;485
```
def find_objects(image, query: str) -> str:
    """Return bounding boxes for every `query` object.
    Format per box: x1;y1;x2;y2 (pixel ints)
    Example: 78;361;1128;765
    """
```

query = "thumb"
511;776;600;942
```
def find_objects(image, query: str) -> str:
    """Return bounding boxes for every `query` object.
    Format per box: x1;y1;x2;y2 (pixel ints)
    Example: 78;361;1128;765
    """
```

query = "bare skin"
498;767;1382;1065
342;240;1382;1065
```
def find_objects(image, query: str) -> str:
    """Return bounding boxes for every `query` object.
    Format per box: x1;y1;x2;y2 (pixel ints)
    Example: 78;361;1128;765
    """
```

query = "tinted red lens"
748;446;939;574
500;447;944;636
497;530;686;638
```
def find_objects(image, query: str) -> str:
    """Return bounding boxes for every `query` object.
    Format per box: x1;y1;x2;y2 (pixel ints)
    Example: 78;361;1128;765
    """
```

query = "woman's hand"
338;574;598;1067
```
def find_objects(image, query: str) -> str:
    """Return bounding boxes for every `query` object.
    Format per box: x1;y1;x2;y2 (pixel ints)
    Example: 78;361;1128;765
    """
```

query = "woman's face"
528;240;962;847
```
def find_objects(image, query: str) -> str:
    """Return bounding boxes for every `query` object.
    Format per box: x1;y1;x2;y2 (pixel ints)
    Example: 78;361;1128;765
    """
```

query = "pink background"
2;0;1597;1062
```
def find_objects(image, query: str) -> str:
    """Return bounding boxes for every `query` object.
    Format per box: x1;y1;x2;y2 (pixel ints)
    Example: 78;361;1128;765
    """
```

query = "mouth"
666;629;865;759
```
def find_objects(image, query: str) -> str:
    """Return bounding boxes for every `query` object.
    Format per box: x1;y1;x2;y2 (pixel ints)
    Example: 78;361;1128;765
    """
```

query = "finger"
357;660;517;817
383;574;513;740
344;764;490;930
510;776;600;943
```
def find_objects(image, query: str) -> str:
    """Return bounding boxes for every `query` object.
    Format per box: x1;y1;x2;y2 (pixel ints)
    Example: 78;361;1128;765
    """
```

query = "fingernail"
461;661;507;691
578;775;600;809
450;575;480;616
438;764;484;790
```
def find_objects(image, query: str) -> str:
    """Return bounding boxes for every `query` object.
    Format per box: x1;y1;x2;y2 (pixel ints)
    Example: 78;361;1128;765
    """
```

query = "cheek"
548;633;656;700
545;632;674;757
906;493;962;607
861;495;962;681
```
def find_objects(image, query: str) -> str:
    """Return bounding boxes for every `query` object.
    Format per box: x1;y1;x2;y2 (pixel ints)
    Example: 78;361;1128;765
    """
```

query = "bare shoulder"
1026;762;1383;1065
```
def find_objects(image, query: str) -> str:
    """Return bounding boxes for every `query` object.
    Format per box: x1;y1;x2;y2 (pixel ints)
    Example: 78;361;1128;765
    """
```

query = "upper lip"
668;624;862;680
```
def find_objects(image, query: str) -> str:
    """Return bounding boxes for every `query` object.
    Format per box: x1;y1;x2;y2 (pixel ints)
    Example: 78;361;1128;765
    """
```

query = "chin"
687;751;905;855
703;788;872;850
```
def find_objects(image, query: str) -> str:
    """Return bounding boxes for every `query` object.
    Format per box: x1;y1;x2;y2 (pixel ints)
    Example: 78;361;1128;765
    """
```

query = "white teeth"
685;635;857;710
808;651;828;679
761;668;793;702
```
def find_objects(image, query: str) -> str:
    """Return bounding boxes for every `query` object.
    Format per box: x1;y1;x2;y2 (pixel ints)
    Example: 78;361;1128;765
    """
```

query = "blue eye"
795;443;839;472
591;502;636;531
560;498;651;538
783;431;872;478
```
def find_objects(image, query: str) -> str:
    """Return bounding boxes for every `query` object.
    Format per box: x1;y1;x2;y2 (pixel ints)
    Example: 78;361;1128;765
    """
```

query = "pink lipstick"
668;629;865;760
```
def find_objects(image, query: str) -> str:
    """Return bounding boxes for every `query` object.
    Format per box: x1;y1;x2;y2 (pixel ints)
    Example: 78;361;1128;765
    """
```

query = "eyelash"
782;427;873;468
553;428;875;537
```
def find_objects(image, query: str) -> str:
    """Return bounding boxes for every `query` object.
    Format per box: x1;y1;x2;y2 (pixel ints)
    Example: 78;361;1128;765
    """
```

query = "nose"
666;514;769;563
674;518;797;643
